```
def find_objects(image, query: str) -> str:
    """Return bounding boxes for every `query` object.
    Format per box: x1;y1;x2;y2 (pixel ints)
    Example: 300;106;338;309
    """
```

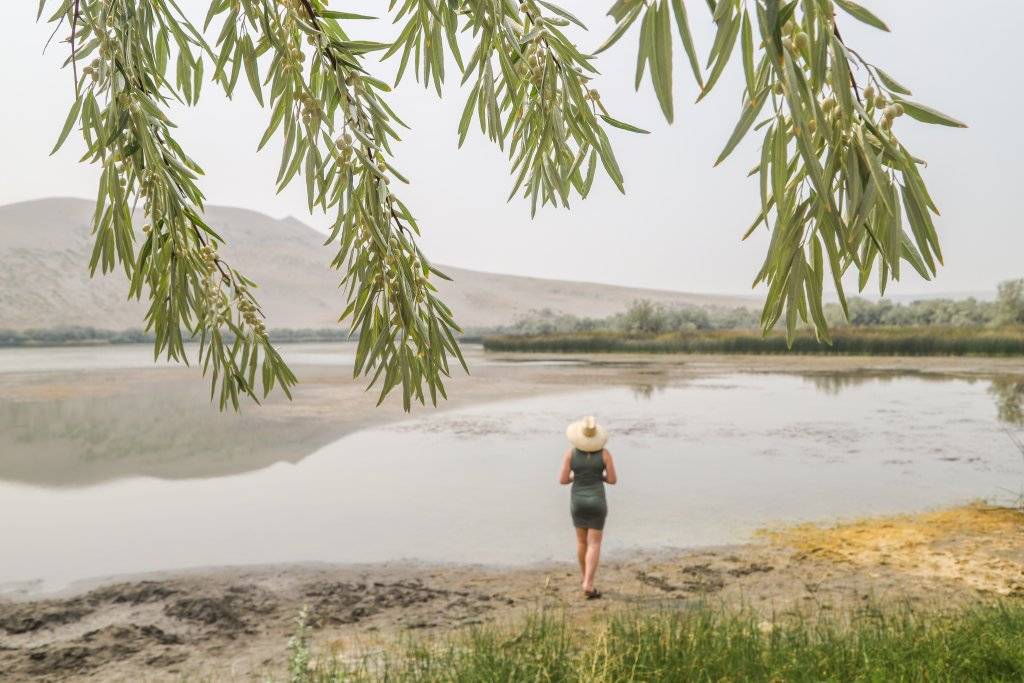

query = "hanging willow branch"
603;0;965;341
40;0;964;410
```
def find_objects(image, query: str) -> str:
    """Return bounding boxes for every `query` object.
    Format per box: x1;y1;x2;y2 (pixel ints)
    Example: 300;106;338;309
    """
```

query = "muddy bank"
2;504;1021;682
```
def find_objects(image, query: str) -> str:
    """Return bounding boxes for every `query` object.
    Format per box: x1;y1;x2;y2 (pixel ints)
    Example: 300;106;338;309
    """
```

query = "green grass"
483;326;1024;357
291;602;1024;682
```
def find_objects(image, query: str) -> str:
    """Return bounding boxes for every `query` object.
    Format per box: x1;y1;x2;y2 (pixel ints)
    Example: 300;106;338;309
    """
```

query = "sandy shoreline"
1;503;1022;682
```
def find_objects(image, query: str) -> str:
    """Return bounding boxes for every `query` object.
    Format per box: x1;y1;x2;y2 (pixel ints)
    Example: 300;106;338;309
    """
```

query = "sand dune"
0;197;757;332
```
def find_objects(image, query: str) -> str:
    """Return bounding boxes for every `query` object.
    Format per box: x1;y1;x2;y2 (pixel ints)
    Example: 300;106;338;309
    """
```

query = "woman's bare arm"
558;449;573;485
602;449;618;485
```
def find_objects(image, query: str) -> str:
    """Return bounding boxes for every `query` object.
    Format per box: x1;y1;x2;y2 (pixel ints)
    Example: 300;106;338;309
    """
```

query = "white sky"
1;1;1020;297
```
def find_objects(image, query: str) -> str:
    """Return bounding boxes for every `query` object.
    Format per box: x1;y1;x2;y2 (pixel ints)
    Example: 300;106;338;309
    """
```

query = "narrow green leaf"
651;0;675;122
740;10;755;95
715;90;768;166
536;0;587;29
241;36;263;106
765;0;782;54
834;0;890;32
875;67;912;95
320;10;376;20
699;11;739;100
599;114;651;134
51;95;83;155
896;99;968;128
670;0;705;88
595;3;643;54
635;6;654;90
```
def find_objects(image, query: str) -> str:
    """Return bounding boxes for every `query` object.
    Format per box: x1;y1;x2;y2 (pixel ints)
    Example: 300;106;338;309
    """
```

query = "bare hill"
0;198;757;332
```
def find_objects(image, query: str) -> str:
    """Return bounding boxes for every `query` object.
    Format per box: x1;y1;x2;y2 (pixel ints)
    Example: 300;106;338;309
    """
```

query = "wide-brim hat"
566;415;608;452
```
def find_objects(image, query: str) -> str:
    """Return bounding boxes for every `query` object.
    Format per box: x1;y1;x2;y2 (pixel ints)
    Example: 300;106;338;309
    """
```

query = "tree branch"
71;0;81;95
831;21;861;103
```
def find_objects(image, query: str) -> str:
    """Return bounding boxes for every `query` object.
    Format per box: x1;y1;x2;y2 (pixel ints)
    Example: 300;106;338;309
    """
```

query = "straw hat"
566;415;608;452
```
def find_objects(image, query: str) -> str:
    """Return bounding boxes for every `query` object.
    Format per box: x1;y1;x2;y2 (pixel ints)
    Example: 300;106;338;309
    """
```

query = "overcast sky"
1;1;1020;297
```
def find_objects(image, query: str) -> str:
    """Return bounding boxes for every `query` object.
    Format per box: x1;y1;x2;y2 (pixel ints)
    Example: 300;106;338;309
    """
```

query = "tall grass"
292;603;1024;682
483;326;1024;357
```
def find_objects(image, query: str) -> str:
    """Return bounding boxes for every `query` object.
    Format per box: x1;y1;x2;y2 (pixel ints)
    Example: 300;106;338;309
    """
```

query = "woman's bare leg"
582;529;603;593
575;527;588;583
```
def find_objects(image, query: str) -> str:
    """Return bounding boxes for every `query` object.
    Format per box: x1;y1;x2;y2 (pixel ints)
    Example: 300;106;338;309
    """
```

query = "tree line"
498;279;1024;336
4;279;1021;347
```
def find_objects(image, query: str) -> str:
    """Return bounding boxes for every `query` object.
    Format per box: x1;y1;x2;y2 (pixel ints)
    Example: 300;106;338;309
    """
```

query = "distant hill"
0;197;759;333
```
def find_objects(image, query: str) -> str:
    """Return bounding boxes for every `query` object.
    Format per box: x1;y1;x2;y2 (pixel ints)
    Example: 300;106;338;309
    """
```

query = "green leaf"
875;67;912;95
715;89;767;166
536;0;587;29
599;114;650;134
458;82;480;147
777;1;798;29
241;36;263;106
900;182;939;271
320;10;376;20
834;0;890;32
896;99;968;128
740;10;755;95
765;0;782;54
900;232;933;280
650;0;675;122
595;3;643;54
699;10;739;100
258;96;288;151
670;0;705;88
51;95;83;155
635;5;654;89
829;37;854;118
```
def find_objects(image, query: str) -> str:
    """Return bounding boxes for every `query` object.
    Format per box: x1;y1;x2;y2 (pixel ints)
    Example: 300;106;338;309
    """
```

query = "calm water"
0;342;584;373
1;344;1022;592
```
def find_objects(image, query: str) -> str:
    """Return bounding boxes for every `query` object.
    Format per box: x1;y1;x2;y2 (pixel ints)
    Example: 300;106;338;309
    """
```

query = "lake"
1;343;1021;593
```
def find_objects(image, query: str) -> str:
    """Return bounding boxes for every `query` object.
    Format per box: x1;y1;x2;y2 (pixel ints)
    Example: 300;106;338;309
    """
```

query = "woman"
559;415;617;599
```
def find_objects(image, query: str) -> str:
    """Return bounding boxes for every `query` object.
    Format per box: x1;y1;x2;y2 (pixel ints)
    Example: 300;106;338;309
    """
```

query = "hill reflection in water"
1;346;1022;489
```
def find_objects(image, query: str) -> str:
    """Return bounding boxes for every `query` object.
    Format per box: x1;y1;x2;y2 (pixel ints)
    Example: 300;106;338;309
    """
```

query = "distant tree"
619;300;667;334
822;296;999;328
503;299;756;334
505;308;601;335
995;279;1024;326
39;0;965;408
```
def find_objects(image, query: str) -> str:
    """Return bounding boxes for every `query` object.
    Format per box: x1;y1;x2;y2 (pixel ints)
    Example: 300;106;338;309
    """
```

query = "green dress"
570;448;607;530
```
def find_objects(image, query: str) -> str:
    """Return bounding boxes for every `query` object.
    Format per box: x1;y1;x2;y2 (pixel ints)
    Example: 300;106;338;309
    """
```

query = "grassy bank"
483;326;1024;356
292;603;1024;682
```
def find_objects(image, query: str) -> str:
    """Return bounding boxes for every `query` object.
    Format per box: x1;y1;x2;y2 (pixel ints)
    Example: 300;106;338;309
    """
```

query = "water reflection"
989;377;1024;427
628;369;670;401
2;348;1023;488
799;371;1024;430
630;383;664;400
0;374;353;487
799;370;976;395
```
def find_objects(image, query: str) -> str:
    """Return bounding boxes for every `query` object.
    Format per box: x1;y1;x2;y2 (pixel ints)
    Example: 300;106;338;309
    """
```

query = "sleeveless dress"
570;448;607;530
